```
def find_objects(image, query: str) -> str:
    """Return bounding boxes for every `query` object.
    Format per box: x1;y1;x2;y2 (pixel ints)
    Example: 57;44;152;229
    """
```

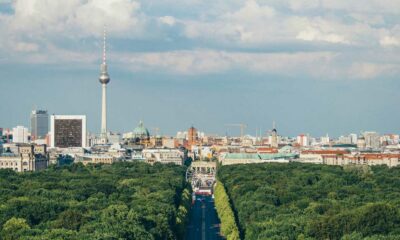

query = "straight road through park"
185;195;223;240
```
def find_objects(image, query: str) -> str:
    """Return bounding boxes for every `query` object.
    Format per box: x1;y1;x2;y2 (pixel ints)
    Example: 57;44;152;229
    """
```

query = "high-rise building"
349;133;358;144
320;134;330;145
270;122;278;148
363;131;380;149
188;126;198;147
50;115;87;148
297;134;309;147
12;126;29;143
99;27;110;143
31;110;49;140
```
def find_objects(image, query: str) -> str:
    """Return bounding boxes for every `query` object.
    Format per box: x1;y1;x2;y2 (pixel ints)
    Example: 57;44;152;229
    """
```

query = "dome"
133;121;150;138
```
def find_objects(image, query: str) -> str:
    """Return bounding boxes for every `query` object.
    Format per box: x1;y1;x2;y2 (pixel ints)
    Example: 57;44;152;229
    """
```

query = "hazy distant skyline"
0;0;399;137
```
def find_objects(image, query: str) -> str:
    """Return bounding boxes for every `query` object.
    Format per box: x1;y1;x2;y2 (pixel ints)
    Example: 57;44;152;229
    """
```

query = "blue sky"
0;0;399;137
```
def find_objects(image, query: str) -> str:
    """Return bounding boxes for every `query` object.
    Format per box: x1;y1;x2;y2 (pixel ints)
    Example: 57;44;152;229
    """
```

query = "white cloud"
182;1;388;46
117;50;328;77
0;0;399;80
380;36;400;47
6;0;142;37
296;27;348;44
158;16;176;26
115;49;400;80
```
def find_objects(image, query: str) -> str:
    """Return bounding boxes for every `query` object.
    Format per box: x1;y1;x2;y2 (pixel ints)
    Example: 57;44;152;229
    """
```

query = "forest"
0;162;191;240
218;163;400;240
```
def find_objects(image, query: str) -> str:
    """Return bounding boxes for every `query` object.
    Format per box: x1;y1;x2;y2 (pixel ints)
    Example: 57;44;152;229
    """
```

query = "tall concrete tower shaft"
99;27;110;142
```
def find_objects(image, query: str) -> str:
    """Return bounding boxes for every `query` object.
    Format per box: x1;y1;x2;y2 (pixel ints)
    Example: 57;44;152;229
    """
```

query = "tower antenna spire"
103;25;107;64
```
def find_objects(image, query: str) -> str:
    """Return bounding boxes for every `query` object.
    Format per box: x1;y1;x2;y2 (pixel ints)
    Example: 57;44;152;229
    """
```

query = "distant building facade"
188;126;198;147
322;153;399;167
0;144;49;172
363;132;381;149
142;148;184;165
50;115;87;148
76;154;116;165
297;134;309;147
31;110;49;140
298;150;349;164
12;126;29;143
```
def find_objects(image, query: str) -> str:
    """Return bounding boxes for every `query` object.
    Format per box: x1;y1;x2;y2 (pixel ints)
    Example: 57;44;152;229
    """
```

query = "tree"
1;217;31;240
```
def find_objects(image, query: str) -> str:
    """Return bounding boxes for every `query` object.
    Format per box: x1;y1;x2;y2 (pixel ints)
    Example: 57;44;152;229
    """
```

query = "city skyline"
0;0;399;137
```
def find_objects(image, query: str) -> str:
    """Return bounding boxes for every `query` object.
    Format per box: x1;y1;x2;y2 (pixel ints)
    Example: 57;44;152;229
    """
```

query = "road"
185;195;223;240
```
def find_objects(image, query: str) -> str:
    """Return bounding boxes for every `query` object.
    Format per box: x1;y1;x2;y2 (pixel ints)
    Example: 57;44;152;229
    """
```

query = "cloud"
158;16;176;26
380;36;400;47
4;0;143;38
296;26;348;44
181;0;392;48
0;0;399;81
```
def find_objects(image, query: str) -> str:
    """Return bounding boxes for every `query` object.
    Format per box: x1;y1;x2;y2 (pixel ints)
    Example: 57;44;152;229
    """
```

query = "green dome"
133;121;150;138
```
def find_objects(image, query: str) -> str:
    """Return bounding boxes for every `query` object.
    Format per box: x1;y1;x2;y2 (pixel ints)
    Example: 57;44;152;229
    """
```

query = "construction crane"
225;123;247;139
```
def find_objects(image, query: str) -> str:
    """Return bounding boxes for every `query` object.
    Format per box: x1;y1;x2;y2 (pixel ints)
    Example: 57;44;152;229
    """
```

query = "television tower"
99;26;110;143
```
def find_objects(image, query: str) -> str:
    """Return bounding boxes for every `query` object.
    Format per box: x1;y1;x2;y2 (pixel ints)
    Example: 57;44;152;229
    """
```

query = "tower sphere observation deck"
99;64;110;84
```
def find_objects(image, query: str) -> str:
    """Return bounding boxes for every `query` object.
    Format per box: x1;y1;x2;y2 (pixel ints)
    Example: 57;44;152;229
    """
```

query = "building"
0;144;49;172
176;131;187;139
162;138;176;148
297;134;309;147
12;126;29;143
31;110;49;140
132;121;150;145
219;152;296;165
188;126;198;147
320;134;330;145
298;150;349;164
322;153;400;168
99;27;111;144
123;121;150;146
76;154;116;165
270;122;278;148
142;148;184;165
349;133;358;144
363;131;381;149
2;129;12;143
50;115;87;148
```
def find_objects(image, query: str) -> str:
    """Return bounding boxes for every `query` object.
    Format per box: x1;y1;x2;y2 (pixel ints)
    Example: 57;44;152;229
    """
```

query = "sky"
0;0;399;137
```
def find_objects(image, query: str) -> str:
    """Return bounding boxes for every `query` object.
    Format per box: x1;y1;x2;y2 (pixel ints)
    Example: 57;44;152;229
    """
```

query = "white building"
50;115;87;148
349;134;358;144
176;131;187;139
75;154;116;165
338;135;352;144
142;148;184;165
12;126;29;144
320;134;330;145
297;134;309;147
363;131;380;149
